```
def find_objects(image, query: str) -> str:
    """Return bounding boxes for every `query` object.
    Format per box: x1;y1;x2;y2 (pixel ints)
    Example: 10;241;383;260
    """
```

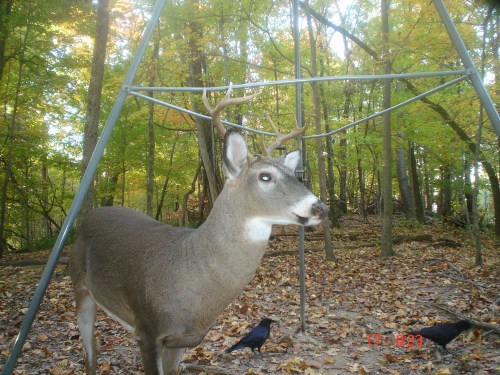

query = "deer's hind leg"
75;289;98;374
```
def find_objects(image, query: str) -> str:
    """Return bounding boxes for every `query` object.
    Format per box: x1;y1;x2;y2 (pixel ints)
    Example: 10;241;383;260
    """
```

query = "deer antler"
263;115;308;156
202;85;261;138
202;86;306;156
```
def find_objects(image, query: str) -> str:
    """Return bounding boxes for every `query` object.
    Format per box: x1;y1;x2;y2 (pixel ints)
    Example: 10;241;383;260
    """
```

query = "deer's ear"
223;130;248;179
283;150;301;171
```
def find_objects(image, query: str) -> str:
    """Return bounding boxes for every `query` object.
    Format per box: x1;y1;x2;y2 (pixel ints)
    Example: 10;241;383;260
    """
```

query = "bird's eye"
259;173;272;182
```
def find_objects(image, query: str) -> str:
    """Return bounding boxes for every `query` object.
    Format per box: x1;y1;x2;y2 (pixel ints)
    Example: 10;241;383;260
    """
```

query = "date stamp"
367;333;423;348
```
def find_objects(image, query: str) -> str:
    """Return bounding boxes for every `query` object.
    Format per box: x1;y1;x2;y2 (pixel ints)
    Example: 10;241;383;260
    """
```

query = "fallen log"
0;256;69;267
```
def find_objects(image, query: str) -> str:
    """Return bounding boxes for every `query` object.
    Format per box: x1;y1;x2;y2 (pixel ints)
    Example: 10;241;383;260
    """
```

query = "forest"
0;0;499;374
0;0;498;256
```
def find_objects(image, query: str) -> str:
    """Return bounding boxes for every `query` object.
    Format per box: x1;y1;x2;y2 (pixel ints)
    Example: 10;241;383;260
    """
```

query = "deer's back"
70;207;194;325
72;205;193;272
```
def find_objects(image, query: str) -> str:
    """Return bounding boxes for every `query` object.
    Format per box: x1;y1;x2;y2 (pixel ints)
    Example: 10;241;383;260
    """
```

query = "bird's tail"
225;343;241;353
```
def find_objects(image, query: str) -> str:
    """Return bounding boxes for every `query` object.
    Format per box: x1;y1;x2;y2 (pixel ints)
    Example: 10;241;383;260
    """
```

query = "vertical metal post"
0;1;167;373
432;0;500;139
292;0;307;332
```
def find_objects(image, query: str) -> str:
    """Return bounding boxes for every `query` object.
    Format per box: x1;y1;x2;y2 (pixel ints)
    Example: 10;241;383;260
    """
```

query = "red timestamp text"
366;333;423;347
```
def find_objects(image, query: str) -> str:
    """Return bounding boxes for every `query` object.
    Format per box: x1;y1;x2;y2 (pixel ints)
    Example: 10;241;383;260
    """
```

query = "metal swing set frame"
2;0;499;373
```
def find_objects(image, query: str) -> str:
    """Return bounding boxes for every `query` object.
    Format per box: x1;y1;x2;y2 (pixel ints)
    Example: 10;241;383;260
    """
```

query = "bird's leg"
433;343;443;361
437;343;454;356
443;346;456;356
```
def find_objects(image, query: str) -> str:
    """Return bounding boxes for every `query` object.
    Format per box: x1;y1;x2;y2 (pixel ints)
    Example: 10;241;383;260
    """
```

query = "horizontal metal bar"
303;74;469;139
129;91;277;137
128;69;471;93
131;73;470;141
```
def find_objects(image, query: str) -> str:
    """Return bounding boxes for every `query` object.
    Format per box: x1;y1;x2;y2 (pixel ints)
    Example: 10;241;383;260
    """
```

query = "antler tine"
202;85;261;138
202;88;225;137
264;116;308;156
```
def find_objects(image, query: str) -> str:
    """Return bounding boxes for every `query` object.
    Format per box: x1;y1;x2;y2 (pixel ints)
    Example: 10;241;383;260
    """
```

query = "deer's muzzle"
312;201;328;220
296;200;327;226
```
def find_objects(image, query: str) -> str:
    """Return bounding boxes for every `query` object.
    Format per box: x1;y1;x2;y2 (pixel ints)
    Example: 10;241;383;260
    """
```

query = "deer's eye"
259;172;272;182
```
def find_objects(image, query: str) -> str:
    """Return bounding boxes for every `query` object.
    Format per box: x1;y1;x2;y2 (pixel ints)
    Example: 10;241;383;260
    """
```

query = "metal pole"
292;0;307;333
129;90;276;136
1;1;167;373
132;73;470;140
304;74;470;139
432;0;500;139
129;69;470;92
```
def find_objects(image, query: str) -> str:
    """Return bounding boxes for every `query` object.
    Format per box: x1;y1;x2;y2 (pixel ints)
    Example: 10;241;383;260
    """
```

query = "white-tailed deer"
69;88;327;374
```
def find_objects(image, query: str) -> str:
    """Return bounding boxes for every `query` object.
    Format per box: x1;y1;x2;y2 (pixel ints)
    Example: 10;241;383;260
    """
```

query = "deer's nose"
312;201;328;219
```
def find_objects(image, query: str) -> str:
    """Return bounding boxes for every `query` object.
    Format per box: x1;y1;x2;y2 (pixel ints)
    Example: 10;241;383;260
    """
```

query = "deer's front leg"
136;331;162;375
158;346;186;375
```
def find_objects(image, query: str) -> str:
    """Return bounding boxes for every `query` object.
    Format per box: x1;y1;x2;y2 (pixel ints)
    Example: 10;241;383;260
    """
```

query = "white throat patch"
245;218;273;242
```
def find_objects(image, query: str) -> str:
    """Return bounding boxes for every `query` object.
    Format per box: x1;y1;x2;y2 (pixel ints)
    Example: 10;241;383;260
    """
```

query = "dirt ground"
1;215;499;374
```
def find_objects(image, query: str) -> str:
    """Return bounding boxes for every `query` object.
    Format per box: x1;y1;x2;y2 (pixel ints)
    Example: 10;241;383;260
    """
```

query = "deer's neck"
189;185;271;283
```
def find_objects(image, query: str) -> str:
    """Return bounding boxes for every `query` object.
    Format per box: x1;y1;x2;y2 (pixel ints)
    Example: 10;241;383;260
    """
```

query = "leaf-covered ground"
1;216;499;374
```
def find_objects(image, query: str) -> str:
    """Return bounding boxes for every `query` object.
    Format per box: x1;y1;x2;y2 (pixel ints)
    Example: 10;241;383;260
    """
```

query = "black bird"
225;318;277;355
407;320;472;353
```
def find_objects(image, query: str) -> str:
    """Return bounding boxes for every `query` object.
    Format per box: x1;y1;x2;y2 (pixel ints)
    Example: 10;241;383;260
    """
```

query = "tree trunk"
41;160;50;237
121;147;126;206
355;129;367;220
0;1;30;256
439;166;452;220
80;0;111;219
187;0;222;210
23;165;30;250
473;110;483;266
338;84;351;214
156;137;177;221
422;155;433;213
472;9;493;266
409;144;425;223
339;133;348;213
464;163;473;217
0;0;14;81
305;4;335;260
99;173;119;207
180;162;201;228
396;145;415;220
0;122;13;257
147;32;160;217
318;63;339;226
380;0;393;257
334;0;352;216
